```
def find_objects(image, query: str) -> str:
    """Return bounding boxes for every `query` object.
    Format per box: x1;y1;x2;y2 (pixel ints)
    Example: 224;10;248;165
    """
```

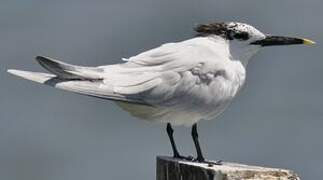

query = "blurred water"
1;0;322;179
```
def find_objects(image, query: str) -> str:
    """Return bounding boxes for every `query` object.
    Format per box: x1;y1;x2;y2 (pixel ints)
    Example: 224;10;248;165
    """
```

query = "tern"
8;22;315;163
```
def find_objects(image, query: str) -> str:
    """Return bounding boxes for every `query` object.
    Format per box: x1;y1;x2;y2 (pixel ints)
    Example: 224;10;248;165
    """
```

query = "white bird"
8;22;315;163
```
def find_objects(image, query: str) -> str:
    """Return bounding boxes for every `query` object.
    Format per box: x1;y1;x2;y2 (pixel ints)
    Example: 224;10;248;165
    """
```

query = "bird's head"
195;22;315;66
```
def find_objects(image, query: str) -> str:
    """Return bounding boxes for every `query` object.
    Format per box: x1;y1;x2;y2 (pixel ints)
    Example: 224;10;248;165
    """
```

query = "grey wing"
100;41;233;121
7;43;196;106
8;40;228;113
98;42;204;99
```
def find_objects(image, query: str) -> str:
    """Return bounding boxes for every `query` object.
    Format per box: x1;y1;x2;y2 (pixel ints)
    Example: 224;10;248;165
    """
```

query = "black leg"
166;123;182;158
191;124;222;165
191;123;205;162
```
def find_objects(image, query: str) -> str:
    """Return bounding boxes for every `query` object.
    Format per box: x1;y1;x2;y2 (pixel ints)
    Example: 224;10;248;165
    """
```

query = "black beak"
251;35;315;46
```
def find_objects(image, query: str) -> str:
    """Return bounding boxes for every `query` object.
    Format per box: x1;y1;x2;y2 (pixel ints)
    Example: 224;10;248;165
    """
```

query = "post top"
157;156;300;180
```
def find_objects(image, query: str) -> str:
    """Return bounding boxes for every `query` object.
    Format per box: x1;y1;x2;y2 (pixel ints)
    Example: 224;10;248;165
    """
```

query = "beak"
251;35;315;46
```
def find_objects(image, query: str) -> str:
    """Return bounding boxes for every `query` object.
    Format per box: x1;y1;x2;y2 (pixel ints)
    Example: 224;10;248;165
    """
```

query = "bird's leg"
191;123;222;165
166;123;193;160
166;123;182;158
191;123;205;162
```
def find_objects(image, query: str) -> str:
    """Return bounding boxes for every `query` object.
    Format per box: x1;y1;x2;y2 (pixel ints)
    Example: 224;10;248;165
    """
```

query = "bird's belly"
116;97;233;126
167;90;236;126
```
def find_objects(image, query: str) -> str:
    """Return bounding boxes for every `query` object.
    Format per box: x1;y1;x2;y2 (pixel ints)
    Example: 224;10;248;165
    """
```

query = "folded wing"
8;38;227;119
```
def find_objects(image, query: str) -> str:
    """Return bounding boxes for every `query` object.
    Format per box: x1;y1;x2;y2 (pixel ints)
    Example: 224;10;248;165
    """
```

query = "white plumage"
7;22;313;127
8;36;250;126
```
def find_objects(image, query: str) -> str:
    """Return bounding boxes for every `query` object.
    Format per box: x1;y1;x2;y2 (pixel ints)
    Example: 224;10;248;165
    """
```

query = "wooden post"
156;156;300;180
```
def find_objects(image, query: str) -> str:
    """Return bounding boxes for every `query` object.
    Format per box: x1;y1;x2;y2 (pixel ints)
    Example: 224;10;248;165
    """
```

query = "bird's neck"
208;35;261;67
228;41;261;67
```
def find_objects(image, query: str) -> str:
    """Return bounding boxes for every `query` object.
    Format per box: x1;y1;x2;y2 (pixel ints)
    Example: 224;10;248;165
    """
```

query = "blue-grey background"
1;0;322;179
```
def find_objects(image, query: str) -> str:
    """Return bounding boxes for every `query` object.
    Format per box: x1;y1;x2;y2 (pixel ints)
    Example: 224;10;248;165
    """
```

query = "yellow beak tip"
303;38;316;45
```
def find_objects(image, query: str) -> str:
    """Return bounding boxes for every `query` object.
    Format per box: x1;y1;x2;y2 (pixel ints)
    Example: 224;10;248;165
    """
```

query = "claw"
193;158;223;166
174;155;194;161
210;160;222;166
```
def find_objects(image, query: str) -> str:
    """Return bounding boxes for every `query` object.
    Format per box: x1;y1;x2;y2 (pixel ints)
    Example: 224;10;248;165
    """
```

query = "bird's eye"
233;32;249;40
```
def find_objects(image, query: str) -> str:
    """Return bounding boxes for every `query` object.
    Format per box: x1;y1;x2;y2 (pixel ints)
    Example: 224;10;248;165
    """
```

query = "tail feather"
7;69;148;105
7;69;55;83
7;56;151;106
35;56;103;80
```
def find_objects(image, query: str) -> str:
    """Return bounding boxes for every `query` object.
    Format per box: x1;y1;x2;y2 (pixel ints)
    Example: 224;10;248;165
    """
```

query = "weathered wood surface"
156;156;300;180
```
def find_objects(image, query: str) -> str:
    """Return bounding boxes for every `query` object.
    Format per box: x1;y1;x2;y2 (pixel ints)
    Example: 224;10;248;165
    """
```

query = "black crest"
194;22;249;41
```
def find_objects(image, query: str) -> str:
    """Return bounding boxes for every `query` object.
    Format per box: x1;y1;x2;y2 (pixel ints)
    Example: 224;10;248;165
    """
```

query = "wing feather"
100;37;228;106
8;37;238;125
